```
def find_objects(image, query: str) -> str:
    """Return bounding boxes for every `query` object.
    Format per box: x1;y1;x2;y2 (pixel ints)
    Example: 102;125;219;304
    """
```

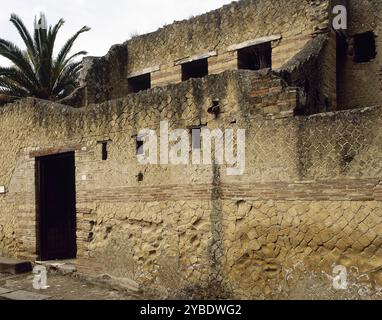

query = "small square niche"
353;31;377;63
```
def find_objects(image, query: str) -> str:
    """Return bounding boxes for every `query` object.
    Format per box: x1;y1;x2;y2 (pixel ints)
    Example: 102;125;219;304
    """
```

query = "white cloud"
0;0;234;67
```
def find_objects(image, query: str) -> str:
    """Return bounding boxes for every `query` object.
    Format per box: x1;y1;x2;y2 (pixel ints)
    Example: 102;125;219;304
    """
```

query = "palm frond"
0;38;39;86
0;66;37;94
52;61;82;96
0;76;29;97
0;14;89;102
9;14;37;67
55;26;90;67
47;19;65;52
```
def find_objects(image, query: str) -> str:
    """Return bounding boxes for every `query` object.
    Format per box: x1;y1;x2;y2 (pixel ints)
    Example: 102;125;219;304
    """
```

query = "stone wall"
127;0;331;84
9;0;372;118
279;32;337;115
0;70;381;298
337;0;382;109
76;0;334;107
60;0;382;116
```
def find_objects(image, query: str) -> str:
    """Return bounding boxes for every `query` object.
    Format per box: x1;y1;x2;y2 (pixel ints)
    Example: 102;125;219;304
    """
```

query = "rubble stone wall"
78;0;333;106
337;0;382;109
0;70;381;298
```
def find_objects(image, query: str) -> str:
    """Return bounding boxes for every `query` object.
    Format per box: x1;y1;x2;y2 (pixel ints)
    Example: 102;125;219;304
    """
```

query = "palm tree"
0;13;90;101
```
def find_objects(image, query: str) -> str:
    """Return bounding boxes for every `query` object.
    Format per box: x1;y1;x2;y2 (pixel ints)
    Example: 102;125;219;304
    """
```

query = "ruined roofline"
2;88;382;127
2;67;382;122
75;0;335;108
0;69;292;117
302;104;382;119
126;0;240;42
84;0;241;60
278;34;328;74
0;96;81;114
85;0;330;60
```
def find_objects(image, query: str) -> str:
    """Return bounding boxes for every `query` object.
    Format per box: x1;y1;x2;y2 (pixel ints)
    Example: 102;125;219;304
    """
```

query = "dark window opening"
353;31;376;63
136;136;144;155
238;42;272;70
181;59;208;81
128;73;151;93
101;142;108;161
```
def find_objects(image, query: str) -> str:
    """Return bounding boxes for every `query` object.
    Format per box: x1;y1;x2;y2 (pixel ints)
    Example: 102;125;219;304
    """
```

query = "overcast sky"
0;0;234;67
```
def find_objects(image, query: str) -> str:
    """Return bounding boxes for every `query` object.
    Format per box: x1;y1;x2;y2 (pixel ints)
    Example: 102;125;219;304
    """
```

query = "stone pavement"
0;273;50;300
0;271;137;300
0;288;51;300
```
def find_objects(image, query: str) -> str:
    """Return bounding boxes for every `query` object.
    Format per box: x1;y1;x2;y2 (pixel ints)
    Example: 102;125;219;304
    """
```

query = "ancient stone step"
0;257;32;274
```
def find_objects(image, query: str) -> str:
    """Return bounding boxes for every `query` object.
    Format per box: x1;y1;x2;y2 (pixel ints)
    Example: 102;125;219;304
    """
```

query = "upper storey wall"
76;0;332;106
337;0;382;109
128;0;331;85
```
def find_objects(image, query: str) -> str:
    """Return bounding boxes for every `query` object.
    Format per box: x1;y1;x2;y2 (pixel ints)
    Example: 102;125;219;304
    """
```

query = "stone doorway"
35;152;77;261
